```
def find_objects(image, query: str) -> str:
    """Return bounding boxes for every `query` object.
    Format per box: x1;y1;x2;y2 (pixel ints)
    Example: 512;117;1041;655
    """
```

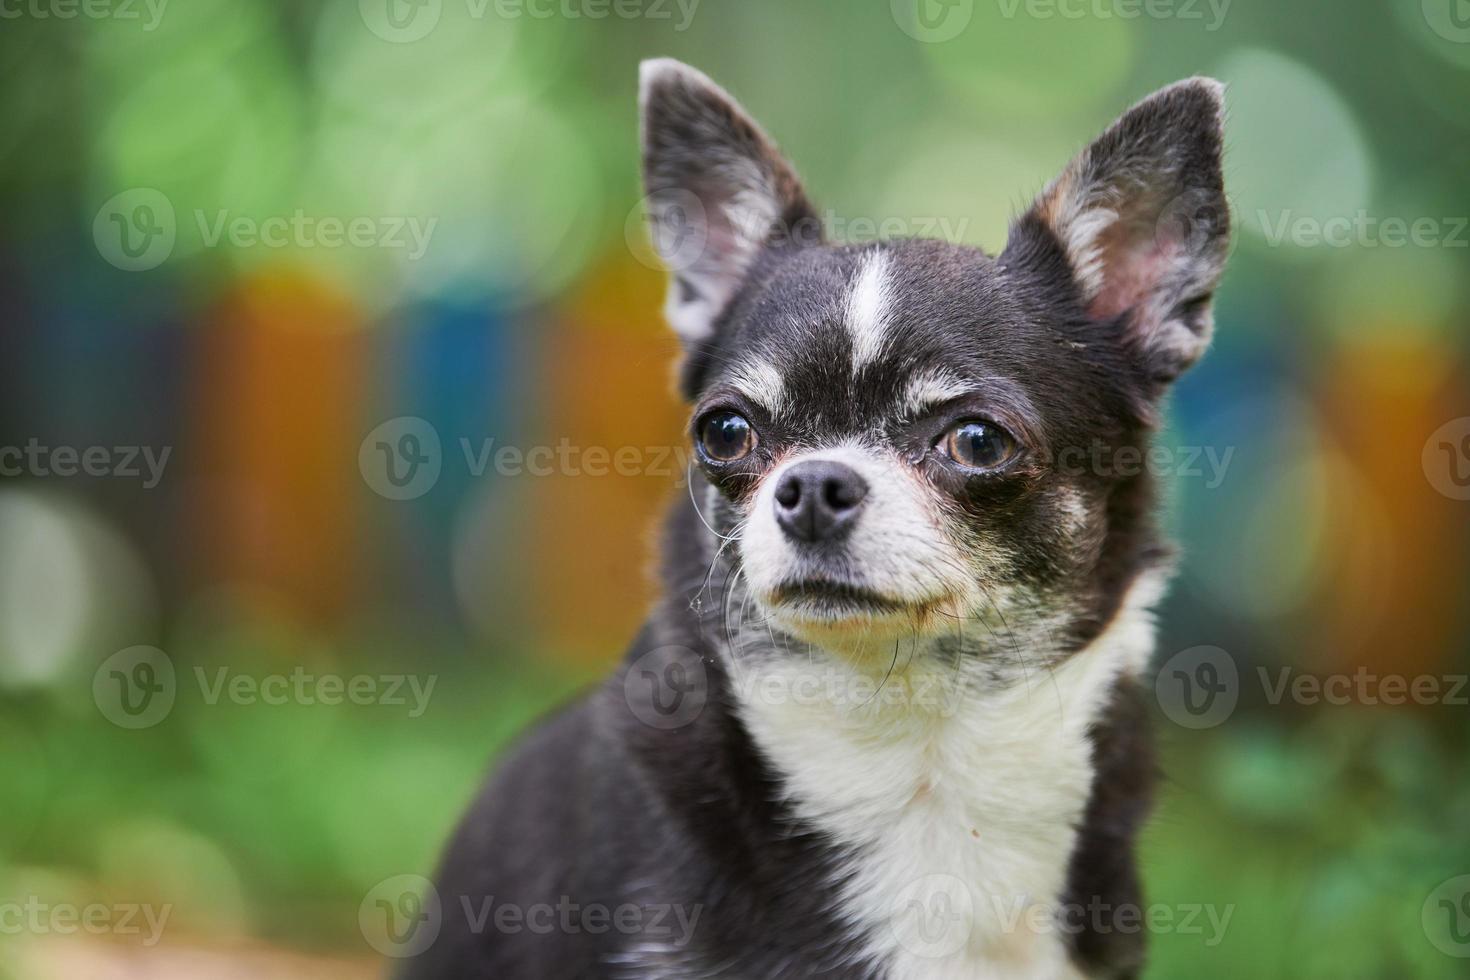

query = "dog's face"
640;60;1229;655
684;240;1111;648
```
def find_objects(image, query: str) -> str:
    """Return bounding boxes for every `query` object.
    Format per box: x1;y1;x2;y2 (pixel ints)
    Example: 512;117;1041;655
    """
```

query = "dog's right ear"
1000;79;1230;391
639;58;818;346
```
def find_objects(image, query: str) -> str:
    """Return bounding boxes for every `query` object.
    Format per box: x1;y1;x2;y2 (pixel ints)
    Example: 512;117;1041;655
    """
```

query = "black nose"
773;460;868;544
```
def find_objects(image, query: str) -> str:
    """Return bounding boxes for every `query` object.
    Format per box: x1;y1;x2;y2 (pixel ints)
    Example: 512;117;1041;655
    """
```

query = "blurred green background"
1;0;1468;976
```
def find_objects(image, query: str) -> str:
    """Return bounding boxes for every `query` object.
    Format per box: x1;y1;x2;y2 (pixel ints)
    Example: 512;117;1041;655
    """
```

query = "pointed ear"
1002;78;1230;385
639;58;819;345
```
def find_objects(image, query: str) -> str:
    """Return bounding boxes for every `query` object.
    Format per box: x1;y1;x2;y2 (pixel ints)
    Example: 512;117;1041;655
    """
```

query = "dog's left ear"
1002;78;1230;386
639;58;818;346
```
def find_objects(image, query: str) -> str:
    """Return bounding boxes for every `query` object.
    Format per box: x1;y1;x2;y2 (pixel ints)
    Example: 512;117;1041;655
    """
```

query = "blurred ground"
18;936;375;980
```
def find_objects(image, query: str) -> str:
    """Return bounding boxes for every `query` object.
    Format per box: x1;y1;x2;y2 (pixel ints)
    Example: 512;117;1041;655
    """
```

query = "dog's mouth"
765;579;947;622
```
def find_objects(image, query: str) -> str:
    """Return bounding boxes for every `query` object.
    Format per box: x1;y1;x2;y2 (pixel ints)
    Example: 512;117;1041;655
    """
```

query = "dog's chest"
732;596;1156;979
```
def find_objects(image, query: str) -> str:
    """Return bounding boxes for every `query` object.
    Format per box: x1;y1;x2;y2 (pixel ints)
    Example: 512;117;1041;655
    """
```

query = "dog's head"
640;59;1229;656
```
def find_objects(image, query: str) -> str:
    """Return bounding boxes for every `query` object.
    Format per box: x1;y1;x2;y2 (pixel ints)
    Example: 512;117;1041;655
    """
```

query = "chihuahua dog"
405;59;1229;979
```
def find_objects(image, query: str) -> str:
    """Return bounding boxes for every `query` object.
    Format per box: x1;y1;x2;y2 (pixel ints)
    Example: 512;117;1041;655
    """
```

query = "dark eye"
940;420;1017;470
698;411;756;463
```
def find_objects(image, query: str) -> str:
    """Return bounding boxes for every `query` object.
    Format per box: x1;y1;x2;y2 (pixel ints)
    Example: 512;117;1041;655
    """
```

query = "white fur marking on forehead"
845;250;894;374
901;368;977;419
726;356;787;416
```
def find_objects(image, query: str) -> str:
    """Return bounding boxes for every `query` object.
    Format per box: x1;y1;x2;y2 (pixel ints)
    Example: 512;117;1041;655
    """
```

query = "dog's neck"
718;568;1166;980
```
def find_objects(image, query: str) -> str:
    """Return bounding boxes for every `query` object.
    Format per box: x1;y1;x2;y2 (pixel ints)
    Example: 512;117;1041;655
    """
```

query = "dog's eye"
940;421;1017;470
698;411;756;463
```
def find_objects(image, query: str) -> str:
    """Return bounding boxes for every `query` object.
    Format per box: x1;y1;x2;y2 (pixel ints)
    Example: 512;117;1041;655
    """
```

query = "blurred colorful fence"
1;1;1468;976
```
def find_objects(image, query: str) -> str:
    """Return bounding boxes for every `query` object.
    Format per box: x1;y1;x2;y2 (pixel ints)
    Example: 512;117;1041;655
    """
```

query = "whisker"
697;516;749;605
860;637;901;708
686;462;740;542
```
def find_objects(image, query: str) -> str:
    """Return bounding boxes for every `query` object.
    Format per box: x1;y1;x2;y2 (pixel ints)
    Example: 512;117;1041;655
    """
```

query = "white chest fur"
733;574;1163;980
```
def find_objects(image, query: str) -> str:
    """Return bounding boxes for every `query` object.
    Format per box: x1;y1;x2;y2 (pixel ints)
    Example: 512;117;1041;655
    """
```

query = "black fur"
408;515;882;978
